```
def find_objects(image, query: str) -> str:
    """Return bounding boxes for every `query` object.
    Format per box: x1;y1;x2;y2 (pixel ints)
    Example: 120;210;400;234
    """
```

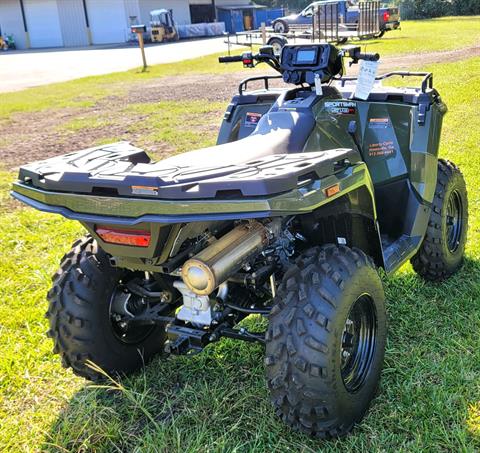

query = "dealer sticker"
324;101;357;115
355;60;379;100
368;141;396;158
245;112;263;127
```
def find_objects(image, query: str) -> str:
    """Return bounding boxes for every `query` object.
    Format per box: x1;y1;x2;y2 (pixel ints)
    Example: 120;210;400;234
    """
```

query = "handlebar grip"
357;52;380;62
218;55;243;63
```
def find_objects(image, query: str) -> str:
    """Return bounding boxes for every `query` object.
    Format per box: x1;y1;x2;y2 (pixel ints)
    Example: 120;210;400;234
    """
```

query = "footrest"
382;234;421;273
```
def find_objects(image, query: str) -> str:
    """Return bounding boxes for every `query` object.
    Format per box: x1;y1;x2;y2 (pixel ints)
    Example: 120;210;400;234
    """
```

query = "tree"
255;1;311;11
256;0;480;18
393;0;479;19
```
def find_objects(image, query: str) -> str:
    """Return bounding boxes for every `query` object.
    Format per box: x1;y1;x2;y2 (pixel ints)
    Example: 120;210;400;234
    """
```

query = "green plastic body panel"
215;85;446;273
305;95;446;205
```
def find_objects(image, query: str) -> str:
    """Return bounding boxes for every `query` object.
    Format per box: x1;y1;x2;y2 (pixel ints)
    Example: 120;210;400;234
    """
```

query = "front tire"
267;36;288;56
411;159;468;281
46;235;169;381
266;245;387;438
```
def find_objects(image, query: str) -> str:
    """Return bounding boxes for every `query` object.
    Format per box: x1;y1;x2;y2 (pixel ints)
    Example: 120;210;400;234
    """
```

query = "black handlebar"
341;46;381;64
218;55;243;63
356;52;380;62
218;46;380;79
219;51;281;72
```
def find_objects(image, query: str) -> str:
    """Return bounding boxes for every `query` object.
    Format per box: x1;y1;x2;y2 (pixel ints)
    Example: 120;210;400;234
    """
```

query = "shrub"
394;0;480;19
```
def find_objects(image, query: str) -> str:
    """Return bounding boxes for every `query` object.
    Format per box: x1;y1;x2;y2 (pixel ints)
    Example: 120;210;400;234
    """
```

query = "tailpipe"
181;219;281;296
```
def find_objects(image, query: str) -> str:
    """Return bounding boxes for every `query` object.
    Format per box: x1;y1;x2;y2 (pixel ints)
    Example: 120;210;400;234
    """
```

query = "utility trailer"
312;0;381;42
224;0;383;53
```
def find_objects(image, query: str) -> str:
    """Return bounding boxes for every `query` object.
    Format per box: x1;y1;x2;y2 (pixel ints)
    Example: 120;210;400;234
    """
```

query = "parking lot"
0;37;232;92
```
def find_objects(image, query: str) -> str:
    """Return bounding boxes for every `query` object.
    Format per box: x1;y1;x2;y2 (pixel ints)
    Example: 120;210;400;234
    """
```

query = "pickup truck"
272;0;400;37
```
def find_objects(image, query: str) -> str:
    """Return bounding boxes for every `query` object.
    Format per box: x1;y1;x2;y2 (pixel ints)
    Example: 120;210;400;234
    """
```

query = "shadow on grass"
42;259;480;452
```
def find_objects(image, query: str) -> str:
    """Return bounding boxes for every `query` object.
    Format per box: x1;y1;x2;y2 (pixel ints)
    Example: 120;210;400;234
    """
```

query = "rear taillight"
383;11;390;22
96;227;151;247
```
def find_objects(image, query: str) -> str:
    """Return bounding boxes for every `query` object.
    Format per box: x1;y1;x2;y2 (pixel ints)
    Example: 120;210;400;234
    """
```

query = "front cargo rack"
340;71;433;93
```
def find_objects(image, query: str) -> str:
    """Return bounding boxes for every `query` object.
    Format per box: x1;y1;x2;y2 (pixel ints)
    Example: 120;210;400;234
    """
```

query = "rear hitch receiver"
164;322;266;355
164;325;210;355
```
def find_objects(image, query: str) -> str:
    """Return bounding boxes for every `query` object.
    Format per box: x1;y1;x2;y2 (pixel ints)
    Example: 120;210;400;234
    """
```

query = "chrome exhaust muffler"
181;219;281;296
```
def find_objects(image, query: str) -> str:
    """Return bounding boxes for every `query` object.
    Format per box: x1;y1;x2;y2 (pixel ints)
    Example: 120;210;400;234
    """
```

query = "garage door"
0;0;27;49
24;0;63;48
86;0;128;44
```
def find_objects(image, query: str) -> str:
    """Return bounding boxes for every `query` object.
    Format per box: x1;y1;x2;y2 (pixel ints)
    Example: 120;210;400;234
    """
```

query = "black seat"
158;110;316;168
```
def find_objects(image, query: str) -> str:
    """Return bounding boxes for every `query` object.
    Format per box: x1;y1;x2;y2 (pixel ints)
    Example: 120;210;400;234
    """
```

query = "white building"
0;0;252;49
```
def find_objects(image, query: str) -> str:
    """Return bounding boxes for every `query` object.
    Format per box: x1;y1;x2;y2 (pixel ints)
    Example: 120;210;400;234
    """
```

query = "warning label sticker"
368;118;391;129
245;112;263;127
324;101;357;115
131;185;159;196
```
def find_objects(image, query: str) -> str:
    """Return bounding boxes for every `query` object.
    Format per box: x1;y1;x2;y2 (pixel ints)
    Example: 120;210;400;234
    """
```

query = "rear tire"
411;159;468;281
273;21;288;34
46;235;168;381
266;245;387;438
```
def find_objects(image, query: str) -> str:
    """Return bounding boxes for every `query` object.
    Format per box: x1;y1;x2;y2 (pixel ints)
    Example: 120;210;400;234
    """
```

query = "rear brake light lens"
95;227;151;247
383;11;390;22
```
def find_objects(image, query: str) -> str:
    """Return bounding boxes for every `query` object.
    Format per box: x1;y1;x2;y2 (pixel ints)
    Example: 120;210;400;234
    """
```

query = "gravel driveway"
0;37;235;93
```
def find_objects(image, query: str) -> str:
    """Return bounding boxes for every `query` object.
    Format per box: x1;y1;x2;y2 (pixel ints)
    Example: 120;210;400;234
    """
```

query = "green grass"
0;16;477;120
60;115;116;132
359;16;480;55
0;57;479;453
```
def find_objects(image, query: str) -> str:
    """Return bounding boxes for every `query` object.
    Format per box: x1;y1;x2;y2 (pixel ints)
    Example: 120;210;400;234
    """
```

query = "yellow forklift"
150;9;179;43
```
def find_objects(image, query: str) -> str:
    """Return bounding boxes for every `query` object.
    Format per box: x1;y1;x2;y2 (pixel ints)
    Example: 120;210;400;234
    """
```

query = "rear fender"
217;92;280;144
299;185;383;268
82;220;228;270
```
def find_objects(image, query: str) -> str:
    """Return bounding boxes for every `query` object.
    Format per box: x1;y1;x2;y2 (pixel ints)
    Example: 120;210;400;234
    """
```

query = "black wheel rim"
341;295;377;393
446;189;463;253
109;283;155;344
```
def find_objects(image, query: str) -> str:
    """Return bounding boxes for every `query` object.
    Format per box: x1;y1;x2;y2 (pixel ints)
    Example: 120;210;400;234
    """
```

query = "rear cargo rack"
340;71;433;93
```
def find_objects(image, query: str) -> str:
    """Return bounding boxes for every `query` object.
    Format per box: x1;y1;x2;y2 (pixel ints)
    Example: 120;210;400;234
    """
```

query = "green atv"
11;44;468;438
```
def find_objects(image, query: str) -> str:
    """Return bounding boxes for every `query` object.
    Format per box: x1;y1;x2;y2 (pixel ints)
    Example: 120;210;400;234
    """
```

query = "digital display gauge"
295;48;318;65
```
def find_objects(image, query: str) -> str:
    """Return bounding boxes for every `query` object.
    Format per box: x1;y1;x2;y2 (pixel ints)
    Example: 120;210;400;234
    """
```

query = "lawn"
0;18;479;452
359;16;480;55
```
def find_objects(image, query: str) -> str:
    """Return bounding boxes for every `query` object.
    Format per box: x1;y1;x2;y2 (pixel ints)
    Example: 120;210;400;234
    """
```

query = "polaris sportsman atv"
11;43;468;438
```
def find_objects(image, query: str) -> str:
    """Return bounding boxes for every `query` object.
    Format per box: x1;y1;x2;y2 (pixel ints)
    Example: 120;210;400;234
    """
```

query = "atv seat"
161;110;316;168
159;125;290;168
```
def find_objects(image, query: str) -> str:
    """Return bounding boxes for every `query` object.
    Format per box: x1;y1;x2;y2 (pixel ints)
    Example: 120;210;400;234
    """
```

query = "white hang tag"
354;59;379;100
314;73;323;96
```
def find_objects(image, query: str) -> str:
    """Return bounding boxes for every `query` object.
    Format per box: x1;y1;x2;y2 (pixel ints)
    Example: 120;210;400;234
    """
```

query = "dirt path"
1;45;477;169
349;44;480;75
124;45;480;103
